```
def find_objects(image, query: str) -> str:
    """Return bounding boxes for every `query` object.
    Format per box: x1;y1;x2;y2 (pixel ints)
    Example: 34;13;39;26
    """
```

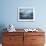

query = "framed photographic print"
17;7;35;21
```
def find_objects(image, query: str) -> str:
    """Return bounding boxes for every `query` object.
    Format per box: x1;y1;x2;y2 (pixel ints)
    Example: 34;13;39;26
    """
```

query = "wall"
0;0;46;29
0;0;46;43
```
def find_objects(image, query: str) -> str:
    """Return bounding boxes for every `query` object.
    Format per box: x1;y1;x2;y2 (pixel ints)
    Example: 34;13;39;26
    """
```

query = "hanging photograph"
17;7;35;21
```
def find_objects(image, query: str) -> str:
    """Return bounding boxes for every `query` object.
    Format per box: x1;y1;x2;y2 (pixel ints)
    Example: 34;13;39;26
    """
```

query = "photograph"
18;7;35;21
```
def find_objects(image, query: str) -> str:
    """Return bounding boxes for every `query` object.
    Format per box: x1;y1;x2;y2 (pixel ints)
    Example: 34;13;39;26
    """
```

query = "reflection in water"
19;9;33;19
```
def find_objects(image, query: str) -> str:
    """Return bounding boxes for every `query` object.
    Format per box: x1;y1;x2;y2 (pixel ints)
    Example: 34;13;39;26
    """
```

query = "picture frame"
17;7;35;21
